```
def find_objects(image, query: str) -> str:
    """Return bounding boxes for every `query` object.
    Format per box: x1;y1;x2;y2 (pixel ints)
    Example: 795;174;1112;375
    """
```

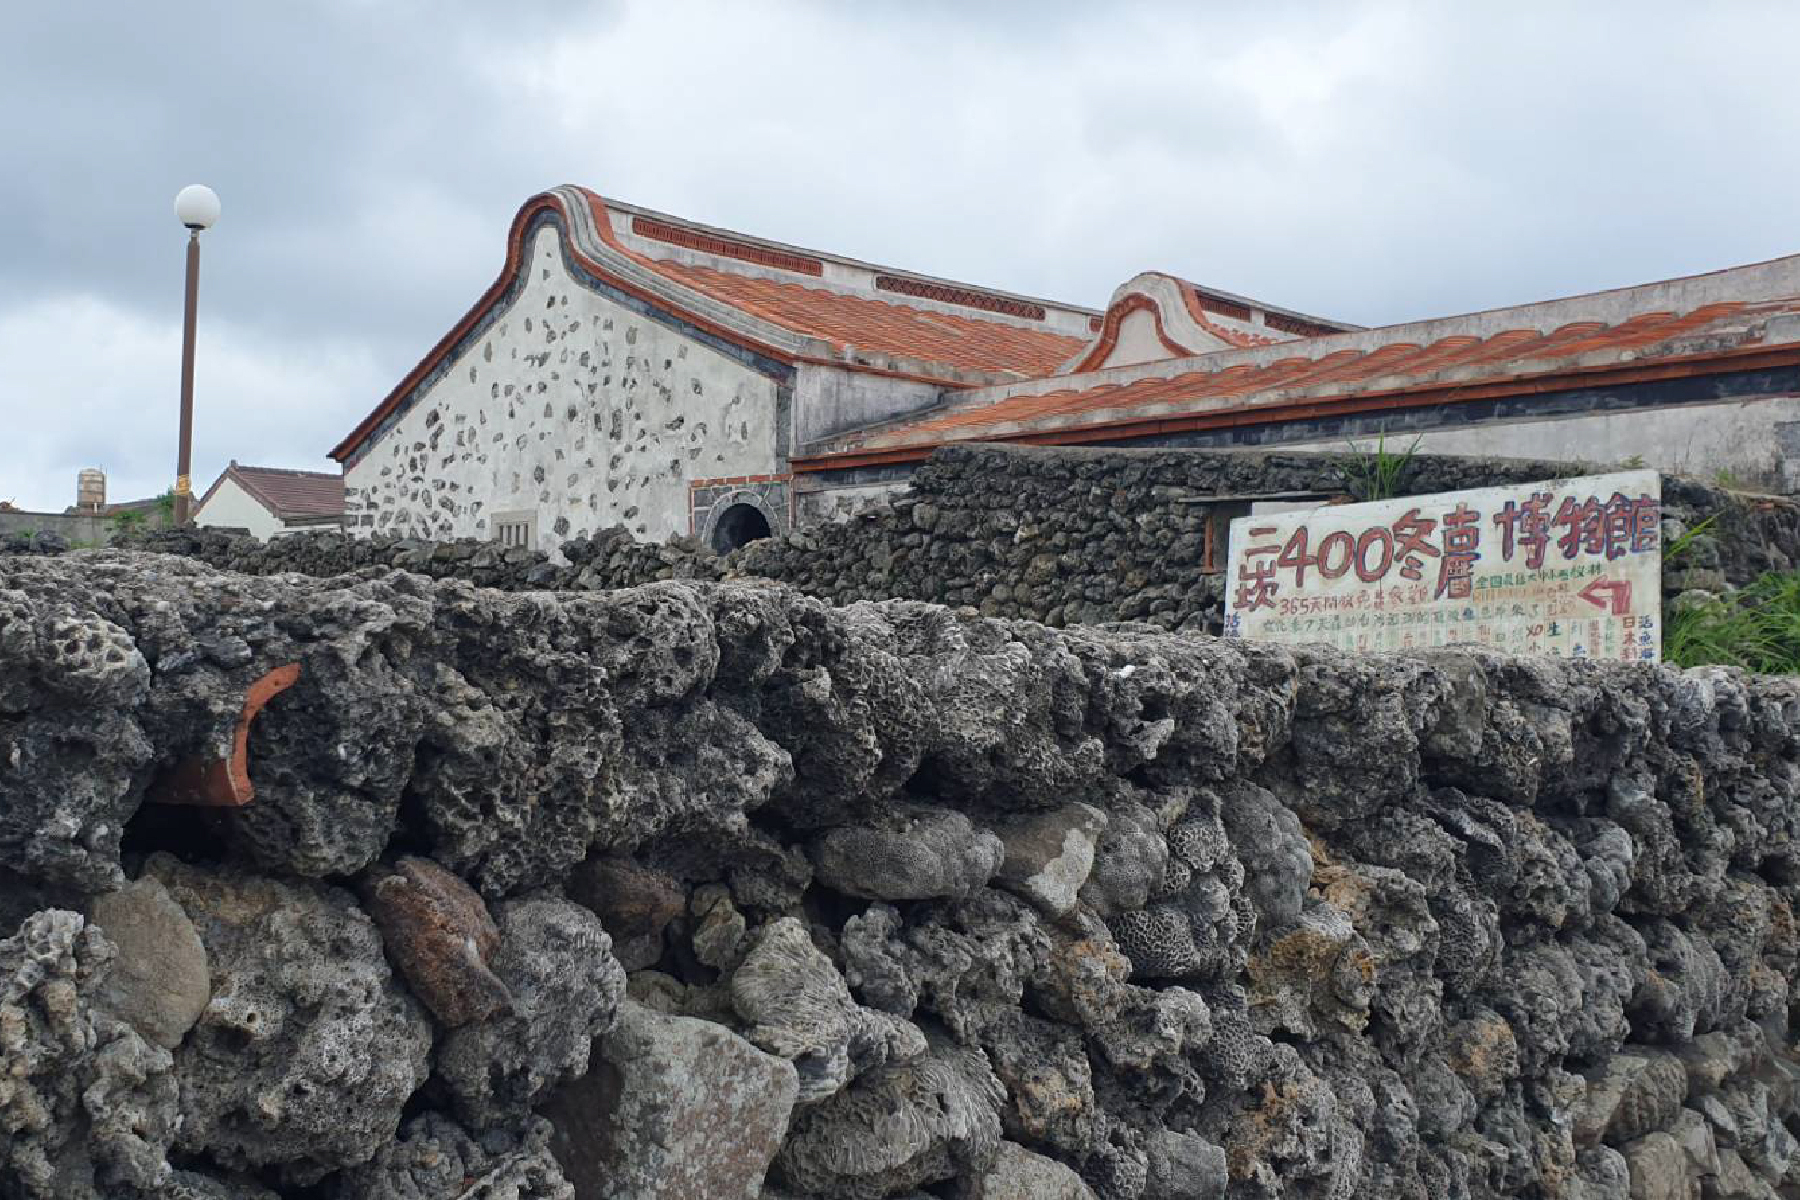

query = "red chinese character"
1434;502;1480;599
1553;492;1636;561
1493;492;1553;569
1389;507;1441;581
1234;528;1283;612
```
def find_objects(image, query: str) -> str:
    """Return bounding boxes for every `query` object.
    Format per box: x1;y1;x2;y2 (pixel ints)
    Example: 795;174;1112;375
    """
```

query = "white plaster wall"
346;226;781;548
1284;396;1800;492
193;477;283;540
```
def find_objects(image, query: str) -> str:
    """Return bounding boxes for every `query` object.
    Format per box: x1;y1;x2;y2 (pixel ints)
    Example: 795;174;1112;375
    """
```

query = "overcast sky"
4;1;1798;510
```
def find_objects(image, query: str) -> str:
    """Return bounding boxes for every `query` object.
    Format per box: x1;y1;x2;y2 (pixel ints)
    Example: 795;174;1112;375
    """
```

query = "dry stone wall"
116;445;1800;634
6;550;1800;1198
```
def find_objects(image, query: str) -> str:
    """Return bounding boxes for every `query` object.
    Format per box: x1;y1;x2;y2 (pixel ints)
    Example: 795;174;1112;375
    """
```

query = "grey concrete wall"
0;510;133;545
1284;396;1800;495
791;364;942;448
345;225;783;550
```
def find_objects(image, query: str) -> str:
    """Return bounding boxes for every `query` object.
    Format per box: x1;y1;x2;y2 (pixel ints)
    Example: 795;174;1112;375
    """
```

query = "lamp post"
171;184;220;525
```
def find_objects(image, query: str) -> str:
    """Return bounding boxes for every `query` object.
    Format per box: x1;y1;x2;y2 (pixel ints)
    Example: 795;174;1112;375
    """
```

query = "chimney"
77;468;106;513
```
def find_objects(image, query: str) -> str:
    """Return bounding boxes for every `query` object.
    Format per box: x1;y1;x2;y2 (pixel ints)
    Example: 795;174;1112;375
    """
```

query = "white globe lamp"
174;184;221;230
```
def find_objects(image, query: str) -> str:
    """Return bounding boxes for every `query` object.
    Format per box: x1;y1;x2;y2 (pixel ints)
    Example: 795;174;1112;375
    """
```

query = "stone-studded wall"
343;223;785;547
760;446;1800;630
133;446;1800;638
8;551;1800;1198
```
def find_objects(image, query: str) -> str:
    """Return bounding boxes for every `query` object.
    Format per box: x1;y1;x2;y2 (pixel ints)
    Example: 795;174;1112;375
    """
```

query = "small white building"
193;463;344;540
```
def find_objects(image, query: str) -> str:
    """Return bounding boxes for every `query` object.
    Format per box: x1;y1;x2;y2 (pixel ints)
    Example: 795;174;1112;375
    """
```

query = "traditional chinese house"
333;185;1800;551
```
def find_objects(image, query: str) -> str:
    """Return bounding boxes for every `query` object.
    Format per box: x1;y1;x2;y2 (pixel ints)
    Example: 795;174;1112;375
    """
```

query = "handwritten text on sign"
1222;470;1662;661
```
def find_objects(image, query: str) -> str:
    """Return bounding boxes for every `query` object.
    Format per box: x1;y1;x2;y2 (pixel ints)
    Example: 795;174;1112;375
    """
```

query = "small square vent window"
493;510;537;549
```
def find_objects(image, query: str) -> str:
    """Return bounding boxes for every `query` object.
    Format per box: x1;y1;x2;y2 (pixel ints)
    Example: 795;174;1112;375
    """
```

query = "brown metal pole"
174;229;200;525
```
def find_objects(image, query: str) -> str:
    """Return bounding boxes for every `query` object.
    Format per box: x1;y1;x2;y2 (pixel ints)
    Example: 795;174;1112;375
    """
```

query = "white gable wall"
193;476;284;540
344;225;781;549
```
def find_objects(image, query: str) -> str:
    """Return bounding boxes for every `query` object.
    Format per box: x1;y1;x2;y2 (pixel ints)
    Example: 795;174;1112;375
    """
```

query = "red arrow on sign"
1577;578;1633;616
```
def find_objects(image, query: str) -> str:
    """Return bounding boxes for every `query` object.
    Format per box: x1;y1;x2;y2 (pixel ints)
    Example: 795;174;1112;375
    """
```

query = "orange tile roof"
575;192;1087;379
796;296;1800;468
647;259;1085;378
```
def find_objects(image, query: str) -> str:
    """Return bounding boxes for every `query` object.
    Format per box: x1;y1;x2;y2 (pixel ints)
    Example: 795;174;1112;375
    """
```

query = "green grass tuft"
1338;431;1423;501
1666;571;1800;673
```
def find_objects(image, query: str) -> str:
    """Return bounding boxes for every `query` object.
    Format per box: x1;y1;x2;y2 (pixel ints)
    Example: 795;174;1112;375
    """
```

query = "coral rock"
811;806;1004;901
336;1111;574;1199
541;999;798;1199
436;893;626;1128
566;855;685;971
150;856;432;1185
0;909;179;1198
775;1047;1006;1199
88;874;210;1049
991;803;1108;917
360;855;509;1027
968;1141;1097;1199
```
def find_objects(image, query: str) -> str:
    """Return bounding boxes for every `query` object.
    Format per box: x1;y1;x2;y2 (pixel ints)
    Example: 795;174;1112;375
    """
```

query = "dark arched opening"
711;502;772;554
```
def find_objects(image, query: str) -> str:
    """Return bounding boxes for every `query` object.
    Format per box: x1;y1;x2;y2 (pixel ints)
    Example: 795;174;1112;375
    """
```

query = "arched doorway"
711;502;772;553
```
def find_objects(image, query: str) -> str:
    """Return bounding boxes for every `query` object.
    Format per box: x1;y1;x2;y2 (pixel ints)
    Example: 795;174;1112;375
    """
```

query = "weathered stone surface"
731;916;866;1103
10;549;1800;1197
115;444;1783;638
541;999;798;1199
689;882;748;971
360;855;509;1026
0;593;152;894
991;803;1107;917
1619;1131;1695;1200
566;856;684;971
337;1112;574;1199
775;1048;1005;1199
1575;1052;1690;1148
968;1141;1096;1199
0;910;178;1199
1710;1147;1775;1198
810;806;1004;901
437;893;626;1128
149;856;432;1185
88;875;210;1049
1144;1129;1229;1199
155;1169;282;1200
1667;1107;1718;1182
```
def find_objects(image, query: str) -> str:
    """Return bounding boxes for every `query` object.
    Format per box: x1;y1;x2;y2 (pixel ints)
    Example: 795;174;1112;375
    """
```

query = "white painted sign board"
1222;470;1662;662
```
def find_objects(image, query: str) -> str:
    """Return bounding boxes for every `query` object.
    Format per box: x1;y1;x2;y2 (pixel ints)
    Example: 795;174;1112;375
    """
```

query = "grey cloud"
4;1;1800;509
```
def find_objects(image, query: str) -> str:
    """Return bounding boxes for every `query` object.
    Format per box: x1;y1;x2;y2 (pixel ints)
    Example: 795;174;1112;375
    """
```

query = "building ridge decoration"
629;215;826;277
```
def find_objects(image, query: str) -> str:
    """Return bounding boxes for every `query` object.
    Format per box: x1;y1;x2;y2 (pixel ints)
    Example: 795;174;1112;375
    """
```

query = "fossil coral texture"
110;444;1794;638
4;549;1800;1199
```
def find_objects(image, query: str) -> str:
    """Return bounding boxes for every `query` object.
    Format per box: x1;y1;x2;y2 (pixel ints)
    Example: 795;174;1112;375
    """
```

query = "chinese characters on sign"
1222;470;1662;661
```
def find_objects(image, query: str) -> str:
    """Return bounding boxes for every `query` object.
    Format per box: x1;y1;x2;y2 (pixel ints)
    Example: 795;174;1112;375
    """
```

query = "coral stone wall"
128;445;1800;635
344;223;783;548
6;551;1800;1198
